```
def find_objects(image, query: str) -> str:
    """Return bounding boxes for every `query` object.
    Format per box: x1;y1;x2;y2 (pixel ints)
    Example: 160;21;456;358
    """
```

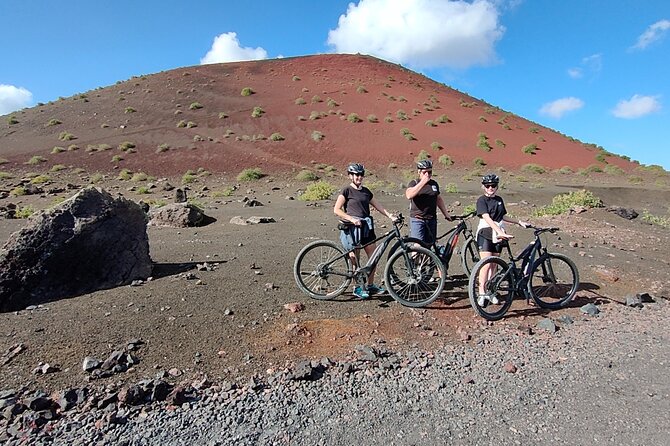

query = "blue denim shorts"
409;217;437;245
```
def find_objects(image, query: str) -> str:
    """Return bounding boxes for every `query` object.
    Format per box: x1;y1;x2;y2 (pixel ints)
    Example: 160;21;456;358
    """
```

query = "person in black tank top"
334;163;396;299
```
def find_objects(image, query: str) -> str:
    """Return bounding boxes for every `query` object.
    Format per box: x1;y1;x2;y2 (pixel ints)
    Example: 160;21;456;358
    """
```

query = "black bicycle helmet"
416;159;433;170
481;173;500;185
347;163;365;175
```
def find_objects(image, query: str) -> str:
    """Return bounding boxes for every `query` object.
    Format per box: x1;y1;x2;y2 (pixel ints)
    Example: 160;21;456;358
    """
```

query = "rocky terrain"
1;54;669;444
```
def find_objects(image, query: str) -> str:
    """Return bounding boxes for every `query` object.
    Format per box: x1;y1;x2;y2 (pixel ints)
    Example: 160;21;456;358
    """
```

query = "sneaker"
477;294;490;307
367;284;385;295
353;286;370;299
489;294;500;305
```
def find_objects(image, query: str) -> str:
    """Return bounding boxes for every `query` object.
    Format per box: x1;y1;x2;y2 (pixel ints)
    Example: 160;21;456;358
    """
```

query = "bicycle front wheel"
468;256;514;321
294;240;352;300
384;246;446;307
460;236;480;276
527;253;579;309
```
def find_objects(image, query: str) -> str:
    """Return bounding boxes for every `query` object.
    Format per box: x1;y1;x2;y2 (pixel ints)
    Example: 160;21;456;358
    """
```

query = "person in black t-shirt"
474;173;530;306
334;163;395;299
405;159;452;244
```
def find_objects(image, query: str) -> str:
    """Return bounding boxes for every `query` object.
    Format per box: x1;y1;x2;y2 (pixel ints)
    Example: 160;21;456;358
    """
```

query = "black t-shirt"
476;195;507;240
339;185;373;218
476;195;506;222
407;179;440;219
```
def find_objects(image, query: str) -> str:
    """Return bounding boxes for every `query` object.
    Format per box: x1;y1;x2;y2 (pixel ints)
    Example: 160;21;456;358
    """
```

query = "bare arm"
481;213;511;238
436;195;451;220
370;197;394;219
333;195;360;225
405;174;430;199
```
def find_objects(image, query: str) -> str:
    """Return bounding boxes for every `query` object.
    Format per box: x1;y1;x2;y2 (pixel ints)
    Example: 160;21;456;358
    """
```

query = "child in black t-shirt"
475;173;530;306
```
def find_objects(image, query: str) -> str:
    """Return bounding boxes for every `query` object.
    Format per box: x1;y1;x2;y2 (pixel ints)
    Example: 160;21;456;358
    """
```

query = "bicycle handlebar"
527;226;560;235
450;211;476;220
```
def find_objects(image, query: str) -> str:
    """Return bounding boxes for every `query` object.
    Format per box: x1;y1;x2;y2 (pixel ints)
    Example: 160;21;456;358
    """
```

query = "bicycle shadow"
151;261;201;279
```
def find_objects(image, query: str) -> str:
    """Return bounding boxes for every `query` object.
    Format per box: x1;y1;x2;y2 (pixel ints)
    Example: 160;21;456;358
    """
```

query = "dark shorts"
477;229;504;254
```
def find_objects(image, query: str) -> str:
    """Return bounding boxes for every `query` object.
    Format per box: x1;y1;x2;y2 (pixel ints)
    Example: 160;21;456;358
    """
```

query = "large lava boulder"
0;187;152;311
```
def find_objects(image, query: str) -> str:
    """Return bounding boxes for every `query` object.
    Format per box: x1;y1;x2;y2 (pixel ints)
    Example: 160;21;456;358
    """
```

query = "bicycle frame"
496;228;551;297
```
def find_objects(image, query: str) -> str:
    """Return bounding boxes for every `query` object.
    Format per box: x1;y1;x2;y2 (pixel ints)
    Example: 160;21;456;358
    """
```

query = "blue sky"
1;0;668;169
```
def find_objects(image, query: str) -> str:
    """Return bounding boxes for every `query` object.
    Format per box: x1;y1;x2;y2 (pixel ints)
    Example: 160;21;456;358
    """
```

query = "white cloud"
611;94;661;119
567;68;582;79
200;32;268;64
631;19;670;50
539;97;584;119
0;84;33;115
327;0;505;69
568;53;602;79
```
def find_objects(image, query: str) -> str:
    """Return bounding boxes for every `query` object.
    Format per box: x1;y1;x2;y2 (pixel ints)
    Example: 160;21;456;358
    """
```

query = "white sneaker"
489;295;500;305
477;294;488;307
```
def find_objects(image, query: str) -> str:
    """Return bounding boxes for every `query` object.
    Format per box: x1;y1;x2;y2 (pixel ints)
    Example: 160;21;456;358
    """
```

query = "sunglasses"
352;173;364;177
484;184;498;188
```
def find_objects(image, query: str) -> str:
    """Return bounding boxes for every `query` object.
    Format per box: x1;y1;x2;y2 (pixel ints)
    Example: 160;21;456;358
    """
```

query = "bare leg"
477;251;499;295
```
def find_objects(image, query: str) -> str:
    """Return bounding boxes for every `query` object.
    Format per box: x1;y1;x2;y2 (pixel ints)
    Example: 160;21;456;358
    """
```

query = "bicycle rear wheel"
294;240;352;300
384;246;446;307
460;236;479;276
468;257;514;321
527;253;579;309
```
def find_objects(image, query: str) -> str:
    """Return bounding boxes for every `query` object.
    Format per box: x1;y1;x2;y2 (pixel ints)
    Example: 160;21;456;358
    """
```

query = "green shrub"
237;168;264;181
46;118;62;126
295;169;319;181
477;134;491;152
111;155;124;163
30;175;50;184
396;110;409;121
218;112;229;119
0;171;14;179
557;166;574;174
176;120;187;128
117;169;133;180
182;171;197;184
521;164;546;174
26;156;47;165
299;181;336;201
367;114;378;123
7;116;19;125
347;113;362;123
136;186;150;194
416;150;431;162
494;139;505;148
444;183;458;193
425;120;436;127
124;106;136;113
51;146;65;154
131;172;148;182
436;114;451;123
583;164;603;174
292;75;301;81
430;142;442;151
251;107;264;118
438;155;453;166
156;143;170;153
641;210;670;229
295;97;306;105
10;186;27;196
213;186;235;197
118;141;136;151
59;131;76;141
270;132;285;141
604;164;624;175
311;131;324;141
189;102;203;110
529;126;540;134
50;164;67;172
522;143;537;154
628;176;643;184
0;158;8;165
473;158;486;166
463;204;476;215
15;206;35;219
533;190;603;216
356;85;367;93
89;172;104;184
186;121;197;128
327;98;338;108
241;87;254;96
